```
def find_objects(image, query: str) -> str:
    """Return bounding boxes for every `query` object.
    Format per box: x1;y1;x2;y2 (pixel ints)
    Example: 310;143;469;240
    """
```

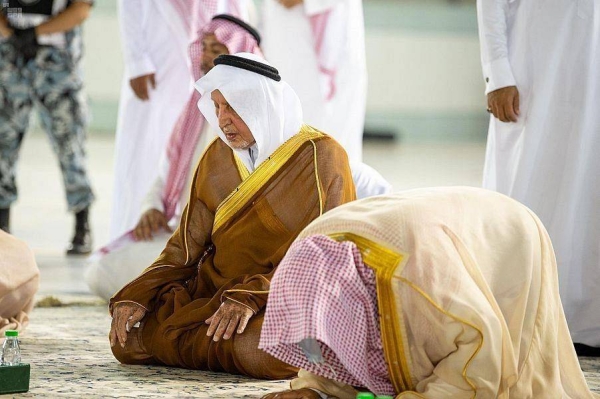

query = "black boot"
66;207;92;256
0;208;9;234
574;343;600;357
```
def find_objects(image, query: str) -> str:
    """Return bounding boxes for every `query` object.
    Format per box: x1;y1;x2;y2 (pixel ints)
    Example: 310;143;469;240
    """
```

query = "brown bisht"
109;125;356;378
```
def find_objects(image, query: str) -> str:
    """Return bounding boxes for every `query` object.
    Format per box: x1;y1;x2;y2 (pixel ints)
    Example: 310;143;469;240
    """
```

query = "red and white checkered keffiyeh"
162;17;263;220
259;235;395;395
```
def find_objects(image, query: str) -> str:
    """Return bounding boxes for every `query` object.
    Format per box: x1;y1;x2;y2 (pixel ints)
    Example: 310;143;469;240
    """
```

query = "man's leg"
32;47;94;252
214;313;298;379
111;299;296;378
0;43;34;233
170;311;297;378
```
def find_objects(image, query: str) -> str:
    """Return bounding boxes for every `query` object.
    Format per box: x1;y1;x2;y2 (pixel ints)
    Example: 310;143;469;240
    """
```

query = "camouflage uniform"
0;26;94;212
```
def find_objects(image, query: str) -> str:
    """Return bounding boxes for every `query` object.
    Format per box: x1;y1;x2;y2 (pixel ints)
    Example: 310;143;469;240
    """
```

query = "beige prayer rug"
15;300;289;398
11;298;600;398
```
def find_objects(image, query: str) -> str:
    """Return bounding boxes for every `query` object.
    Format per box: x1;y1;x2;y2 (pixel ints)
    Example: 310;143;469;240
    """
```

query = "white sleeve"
476;0;516;94
351;162;392;200
118;0;156;79
302;0;346;16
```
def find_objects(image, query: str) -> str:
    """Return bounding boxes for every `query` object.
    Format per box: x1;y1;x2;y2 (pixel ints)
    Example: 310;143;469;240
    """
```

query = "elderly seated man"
86;15;264;301
261;187;597;398
108;53;356;379
0;230;39;333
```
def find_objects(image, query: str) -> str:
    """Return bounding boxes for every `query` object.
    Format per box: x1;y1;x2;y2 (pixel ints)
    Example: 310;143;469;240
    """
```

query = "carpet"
10;299;600;398
15;303;288;398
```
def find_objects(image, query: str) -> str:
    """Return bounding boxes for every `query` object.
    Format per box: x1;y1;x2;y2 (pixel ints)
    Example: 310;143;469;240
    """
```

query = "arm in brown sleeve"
316;137;357;212
221;272;273;314
109;165;214;314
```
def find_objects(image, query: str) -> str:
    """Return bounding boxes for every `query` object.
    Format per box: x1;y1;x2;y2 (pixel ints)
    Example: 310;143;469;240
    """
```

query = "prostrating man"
0;230;39;333
110;0;249;240
108;53;356;378
477;0;600;353
0;0;95;254
86;15;263;301
260;187;598;399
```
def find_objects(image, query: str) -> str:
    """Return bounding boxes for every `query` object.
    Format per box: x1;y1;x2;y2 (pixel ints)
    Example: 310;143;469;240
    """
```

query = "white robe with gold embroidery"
291;187;597;398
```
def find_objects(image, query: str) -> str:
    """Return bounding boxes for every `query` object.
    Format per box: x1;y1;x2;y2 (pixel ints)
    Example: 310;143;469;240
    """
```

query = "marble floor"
11;132;487;296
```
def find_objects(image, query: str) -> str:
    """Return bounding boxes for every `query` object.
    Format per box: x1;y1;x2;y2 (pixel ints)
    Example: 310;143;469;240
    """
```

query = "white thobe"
351;162;392;199
110;0;195;239
261;0;367;163
478;0;600;345
87;126;215;301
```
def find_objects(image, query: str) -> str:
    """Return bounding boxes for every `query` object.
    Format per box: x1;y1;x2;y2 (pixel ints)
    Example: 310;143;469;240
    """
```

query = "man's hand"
206;300;254;342
133;208;172;241
278;0;303;8
487;86;519;123
110;302;146;348
130;73;156;101
262;389;321;399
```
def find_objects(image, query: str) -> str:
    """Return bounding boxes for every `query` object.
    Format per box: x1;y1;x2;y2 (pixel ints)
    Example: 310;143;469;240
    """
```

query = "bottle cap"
356;393;375;399
4;330;18;337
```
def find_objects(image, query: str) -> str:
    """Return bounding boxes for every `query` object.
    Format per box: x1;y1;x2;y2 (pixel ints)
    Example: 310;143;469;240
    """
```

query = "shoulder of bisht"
211;125;326;234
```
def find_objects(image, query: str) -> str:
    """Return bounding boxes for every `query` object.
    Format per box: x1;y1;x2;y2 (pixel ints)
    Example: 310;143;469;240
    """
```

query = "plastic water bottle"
1;330;21;366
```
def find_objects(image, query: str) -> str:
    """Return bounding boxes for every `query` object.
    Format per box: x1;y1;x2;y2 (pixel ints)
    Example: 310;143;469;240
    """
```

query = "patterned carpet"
10;298;600;398
16;301;289;398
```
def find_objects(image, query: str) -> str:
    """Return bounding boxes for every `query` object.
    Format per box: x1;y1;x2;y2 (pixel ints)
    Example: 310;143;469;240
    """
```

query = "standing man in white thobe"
260;0;391;198
110;0;250;240
478;0;600;354
260;0;367;163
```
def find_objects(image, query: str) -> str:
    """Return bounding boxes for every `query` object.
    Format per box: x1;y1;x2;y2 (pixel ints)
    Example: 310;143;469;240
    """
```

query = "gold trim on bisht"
310;140;324;216
328;232;414;393
213;125;325;234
